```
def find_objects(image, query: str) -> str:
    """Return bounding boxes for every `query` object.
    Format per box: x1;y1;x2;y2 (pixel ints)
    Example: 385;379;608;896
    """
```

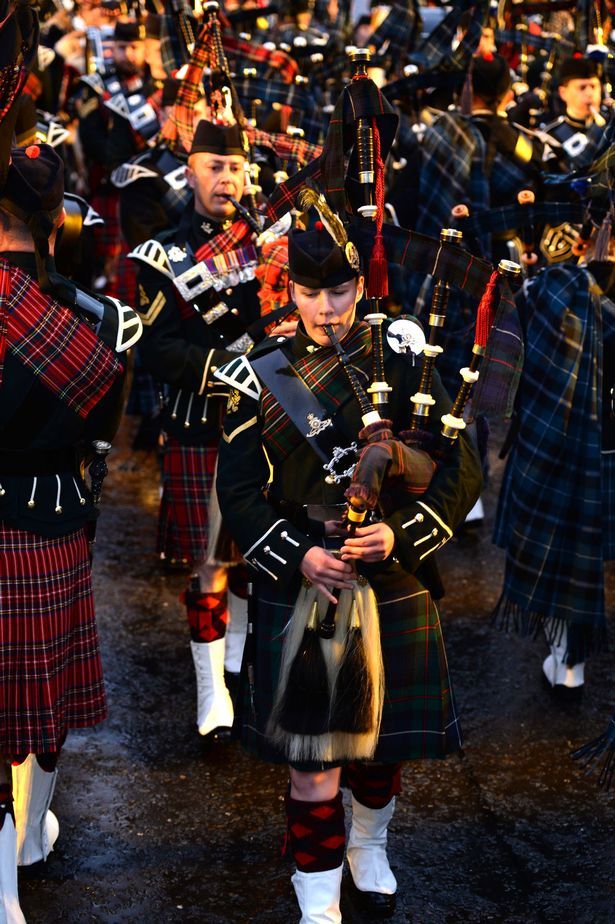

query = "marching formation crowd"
0;0;613;921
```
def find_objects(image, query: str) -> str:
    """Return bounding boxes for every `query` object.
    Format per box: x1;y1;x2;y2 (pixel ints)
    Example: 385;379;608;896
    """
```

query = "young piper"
216;224;482;922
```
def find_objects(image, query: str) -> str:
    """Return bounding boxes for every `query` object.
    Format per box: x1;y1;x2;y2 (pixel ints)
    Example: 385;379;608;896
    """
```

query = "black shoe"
541;671;584;703
344;872;396;919
207;725;233;743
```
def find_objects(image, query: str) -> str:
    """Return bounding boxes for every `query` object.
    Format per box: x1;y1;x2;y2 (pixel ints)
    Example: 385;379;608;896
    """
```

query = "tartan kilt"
91;191;121;262
604;450;615;562
0;524;107;755
157;438;218;567
240;561;462;765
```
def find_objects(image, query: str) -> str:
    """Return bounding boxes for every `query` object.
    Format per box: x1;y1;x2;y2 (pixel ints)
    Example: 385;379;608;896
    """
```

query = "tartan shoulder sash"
0;260;122;419
251;347;353;467
258;325;371;463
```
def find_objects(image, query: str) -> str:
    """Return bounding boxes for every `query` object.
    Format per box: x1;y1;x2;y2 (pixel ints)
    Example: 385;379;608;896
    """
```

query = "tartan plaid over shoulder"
259;324;371;463
493;265;612;661
0;260;122;417
416;112;489;253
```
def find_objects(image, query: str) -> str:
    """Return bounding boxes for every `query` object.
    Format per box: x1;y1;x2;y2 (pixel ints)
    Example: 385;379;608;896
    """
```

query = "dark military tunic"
216;320;483;764
542;112;605;169
133;211;261;443
131;210;262;565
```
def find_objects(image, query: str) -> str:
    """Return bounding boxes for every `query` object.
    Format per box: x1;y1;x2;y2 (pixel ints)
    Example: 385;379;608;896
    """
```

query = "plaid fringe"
491;596;608;664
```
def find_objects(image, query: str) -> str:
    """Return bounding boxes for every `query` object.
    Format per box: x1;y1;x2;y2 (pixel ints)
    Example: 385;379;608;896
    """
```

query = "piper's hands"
324;519;346;537
300;547;354;604
341;523;395;563
270;319;299;338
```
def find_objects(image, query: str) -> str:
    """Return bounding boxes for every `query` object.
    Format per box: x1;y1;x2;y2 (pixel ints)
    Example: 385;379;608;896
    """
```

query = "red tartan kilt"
107;246;137;305
91;191;121;261
0;525;107;755
157;439;218;567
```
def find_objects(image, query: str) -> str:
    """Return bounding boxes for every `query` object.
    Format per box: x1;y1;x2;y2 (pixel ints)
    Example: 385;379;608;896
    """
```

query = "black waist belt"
0;448;77;476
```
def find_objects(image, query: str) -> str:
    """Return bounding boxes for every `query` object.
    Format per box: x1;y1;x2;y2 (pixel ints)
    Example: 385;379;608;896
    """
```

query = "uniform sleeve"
136;262;236;395
216;387;313;587
384;370;483;574
76;90;109;165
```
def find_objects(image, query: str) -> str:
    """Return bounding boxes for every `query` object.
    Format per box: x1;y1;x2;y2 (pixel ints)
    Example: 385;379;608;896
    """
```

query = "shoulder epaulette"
111;161;159;188
84;203;104;227
127;239;174;278
80;73;105;96
214;354;262;401
163;165;188;190
105;297;143;352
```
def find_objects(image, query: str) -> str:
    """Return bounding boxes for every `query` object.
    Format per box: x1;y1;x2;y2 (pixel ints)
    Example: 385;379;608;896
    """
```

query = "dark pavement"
19;417;615;924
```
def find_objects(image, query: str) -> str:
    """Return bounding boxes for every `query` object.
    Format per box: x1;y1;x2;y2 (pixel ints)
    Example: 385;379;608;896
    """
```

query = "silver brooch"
306;413;333;438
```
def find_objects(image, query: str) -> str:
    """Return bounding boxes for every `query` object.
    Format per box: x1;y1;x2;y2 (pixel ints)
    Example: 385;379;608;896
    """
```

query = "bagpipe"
267;48;523;764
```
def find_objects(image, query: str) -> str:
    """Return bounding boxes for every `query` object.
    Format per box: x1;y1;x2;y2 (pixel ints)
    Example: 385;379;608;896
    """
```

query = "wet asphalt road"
19;417;615;924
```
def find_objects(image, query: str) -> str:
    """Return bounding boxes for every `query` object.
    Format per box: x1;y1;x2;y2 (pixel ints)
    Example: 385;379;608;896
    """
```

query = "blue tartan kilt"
604;450;615;561
240;560;462;765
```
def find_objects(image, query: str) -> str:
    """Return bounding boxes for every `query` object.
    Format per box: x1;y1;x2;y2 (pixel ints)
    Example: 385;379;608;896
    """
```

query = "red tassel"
475;270;499;349
366;119;389;299
367;232;389;299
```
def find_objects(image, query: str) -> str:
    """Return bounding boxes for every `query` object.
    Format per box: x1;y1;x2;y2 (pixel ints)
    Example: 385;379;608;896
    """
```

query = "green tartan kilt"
240;559;462;764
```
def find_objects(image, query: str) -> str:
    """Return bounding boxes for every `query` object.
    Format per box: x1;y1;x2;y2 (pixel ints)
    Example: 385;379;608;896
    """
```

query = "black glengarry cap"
289;226;359;289
190;120;246;157
557;56;600;86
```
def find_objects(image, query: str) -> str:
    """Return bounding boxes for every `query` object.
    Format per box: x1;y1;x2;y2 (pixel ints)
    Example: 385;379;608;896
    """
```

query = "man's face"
477;27;496;55
144;37;165;81
186;152;246;220
289;276;363;346
559;77;602;120
113;39;146;77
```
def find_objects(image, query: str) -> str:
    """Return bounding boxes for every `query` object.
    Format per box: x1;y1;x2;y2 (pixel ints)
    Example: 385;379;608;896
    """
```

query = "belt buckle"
174;262;214;300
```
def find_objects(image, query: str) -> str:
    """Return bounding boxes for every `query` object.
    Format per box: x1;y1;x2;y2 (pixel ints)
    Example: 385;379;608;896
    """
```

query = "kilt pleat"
240;564;462;764
157;438;217;567
0;525;107;754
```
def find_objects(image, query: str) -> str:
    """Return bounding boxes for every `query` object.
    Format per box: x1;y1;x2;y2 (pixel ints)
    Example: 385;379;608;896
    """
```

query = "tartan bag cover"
265;74;398;223
493;265;611;660
222;34;299;84
0;259;122;414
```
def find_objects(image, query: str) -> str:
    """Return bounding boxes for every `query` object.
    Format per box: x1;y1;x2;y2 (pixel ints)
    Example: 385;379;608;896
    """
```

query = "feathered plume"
297;186;348;248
